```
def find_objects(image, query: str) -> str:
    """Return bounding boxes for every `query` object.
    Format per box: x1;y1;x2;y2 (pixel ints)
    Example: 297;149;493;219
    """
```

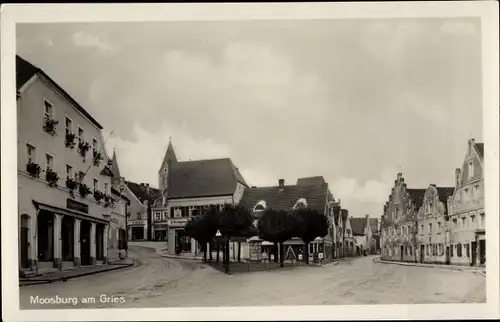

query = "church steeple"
159;138;177;191
110;148;121;179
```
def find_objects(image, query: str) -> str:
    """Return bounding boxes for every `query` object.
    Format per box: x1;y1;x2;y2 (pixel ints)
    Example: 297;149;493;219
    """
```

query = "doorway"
445;246;451;265
479;239;485;265
20;214;31;269
96;224;104;261
471;241;477;266
420;245;425;263
37;211;54;263
80;221;92;265
400;246;404;261
61;216;74;262
131;227;144;240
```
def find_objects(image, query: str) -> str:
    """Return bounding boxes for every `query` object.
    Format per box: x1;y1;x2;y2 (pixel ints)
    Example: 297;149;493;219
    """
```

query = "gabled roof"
296;176;326;186
407;188;427;210
168;158;248;199
16;55;103;130
239;184;327;213
126;181;162;202
159;140;178;172
369;218;379;233
111;187;130;202
110;149;121;179
435;186;455;213
341;209;349;228
332;204;341;225
475;143;484;159
350;217;367;236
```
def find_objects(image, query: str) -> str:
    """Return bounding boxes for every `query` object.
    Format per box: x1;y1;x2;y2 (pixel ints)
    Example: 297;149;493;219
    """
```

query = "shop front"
128;219;147;241
153;223;168;241
166;218;192;255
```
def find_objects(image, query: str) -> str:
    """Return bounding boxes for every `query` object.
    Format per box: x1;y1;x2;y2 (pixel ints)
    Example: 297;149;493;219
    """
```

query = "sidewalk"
374;257;486;276
19;260;134;286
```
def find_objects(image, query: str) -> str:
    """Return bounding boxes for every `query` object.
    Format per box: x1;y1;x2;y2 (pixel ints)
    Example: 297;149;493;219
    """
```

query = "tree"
203;205;222;262
217;203;254;273
258;208;299;267
294;208;329;265
184;215;214;262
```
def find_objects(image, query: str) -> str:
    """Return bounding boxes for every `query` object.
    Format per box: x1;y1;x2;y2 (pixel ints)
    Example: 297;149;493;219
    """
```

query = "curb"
19;263;134;286
161;254;203;261
375;258;486;275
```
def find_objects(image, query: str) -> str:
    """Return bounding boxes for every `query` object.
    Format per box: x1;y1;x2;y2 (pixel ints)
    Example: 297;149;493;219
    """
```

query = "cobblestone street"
19;245;486;309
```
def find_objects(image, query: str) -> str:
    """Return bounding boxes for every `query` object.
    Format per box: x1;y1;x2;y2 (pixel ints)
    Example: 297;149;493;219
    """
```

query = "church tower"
159;138;178;192
110;148;125;189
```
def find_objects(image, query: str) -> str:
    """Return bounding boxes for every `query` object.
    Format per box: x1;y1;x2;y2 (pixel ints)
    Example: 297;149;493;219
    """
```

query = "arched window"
253;200;266;212
293;198;308;210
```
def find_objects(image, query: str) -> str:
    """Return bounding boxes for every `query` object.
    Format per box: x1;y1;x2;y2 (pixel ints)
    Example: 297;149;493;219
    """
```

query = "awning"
283;239;304;246
33;200;109;225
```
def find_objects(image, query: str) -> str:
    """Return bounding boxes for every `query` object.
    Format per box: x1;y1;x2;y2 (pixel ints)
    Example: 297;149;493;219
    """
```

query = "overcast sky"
17;18;482;218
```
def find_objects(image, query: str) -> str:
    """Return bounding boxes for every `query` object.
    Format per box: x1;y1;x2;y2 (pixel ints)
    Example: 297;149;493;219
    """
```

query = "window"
464;189;469;201
450;245;454;257
470;215;476;228
154;212;161;221
77;171;85;182
45;154;54;171
428;223;432;234
65;116;72;135
474;185;480;199
462;217;466;229
409;246;413;256
26;144;36;163
437;222;441;230
465;244;470;258
453;218;458;229
78;126;84;141
104;182;109;195
468;161;474;179
420;224;424;234
136;212;142;220
92;138;98;151
93;178;98;191
66;165;73;178
480;213;485;228
44;99;53;118
457;244;462;257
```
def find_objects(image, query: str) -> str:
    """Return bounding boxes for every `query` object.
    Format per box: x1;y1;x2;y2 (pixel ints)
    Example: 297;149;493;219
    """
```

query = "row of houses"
380;139;485;267
16;54;381;273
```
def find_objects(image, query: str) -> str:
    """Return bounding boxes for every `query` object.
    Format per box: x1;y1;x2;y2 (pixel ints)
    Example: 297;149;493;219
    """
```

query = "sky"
16;18;483;218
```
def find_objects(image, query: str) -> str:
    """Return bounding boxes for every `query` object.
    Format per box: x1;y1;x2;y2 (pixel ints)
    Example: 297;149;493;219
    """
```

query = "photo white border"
1;1;499;321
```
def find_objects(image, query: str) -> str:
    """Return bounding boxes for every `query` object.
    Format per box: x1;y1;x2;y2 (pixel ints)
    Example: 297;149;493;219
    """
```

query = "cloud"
71;31;116;52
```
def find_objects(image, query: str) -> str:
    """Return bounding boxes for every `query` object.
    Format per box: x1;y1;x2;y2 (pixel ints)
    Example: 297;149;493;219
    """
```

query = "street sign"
298;254;303;260
319;252;324;259
285;246;297;261
215;230;222;237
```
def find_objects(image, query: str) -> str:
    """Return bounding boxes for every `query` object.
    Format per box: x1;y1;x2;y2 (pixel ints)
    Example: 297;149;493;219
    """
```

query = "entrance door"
96;224;104;261
471;241;477;266
420;245;425;263
445;246;451;265
400;246;404;261
20;215;30;269
131;227;144;240
479;239;486;264
37;211;54;263
80;221;91;266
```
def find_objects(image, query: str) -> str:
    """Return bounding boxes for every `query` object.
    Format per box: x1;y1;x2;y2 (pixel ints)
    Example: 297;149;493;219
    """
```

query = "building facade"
239;177;336;263
17;55;125;273
160;142;249;256
369;218;381;254
448;139;485;266
416;185;454;264
381;173;424;263
351;215;373;256
342;213;357;257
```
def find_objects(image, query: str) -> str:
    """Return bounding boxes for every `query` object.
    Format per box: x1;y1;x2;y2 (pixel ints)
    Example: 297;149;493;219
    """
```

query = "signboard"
168;219;188;227
298;254;303;260
67;198;89;214
285;246;297;261
129;220;144;226
318;252;324;259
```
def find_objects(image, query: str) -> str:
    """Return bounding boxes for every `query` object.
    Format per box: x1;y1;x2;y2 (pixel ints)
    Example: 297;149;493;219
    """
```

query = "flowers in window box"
94;189;105;203
65;177;78;197
78;140;91;158
45;169;60;187
65;132;76;149
92;150;104;167
43;116;59;135
79;183;91;198
104;194;115;208
26;162;41;178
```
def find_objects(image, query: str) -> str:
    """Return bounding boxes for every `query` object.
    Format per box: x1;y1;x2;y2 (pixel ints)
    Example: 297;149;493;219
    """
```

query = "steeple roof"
110;149;121;178
159;138;178;172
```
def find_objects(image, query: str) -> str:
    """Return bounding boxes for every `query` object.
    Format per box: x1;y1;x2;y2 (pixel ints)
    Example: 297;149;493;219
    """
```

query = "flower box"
92;150;104;167
26;162;41;178
78;140;91;158
66;177;78;197
79;183;91;198
45;169;60;187
65;132;76;149
43;116;59;135
94;189;105;203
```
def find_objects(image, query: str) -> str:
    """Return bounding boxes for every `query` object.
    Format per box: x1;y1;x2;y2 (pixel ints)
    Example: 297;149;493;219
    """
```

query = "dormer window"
253;200;267;212
468;161;474;179
293;198;308;210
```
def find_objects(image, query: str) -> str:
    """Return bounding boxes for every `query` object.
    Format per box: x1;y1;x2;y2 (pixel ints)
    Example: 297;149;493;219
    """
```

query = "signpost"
285;246;297;263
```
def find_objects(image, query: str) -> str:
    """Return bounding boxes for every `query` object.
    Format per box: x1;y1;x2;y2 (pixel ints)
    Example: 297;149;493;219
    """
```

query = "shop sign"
67;198;89;214
168;219;187;227
129;220;144;226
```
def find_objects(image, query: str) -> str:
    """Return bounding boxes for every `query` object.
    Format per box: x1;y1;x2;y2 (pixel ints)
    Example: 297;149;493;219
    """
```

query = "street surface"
20;245;486;309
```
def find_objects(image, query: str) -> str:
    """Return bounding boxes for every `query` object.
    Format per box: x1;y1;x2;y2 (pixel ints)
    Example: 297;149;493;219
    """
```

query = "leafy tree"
294;208;329;264
184;215;212;262
258;208;299;267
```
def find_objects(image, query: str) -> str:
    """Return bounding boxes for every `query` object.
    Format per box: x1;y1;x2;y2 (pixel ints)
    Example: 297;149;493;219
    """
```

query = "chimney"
455;168;461;187
278;179;285;188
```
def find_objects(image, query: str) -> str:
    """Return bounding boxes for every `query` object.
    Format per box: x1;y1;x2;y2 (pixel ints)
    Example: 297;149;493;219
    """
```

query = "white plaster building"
17;55;126;273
